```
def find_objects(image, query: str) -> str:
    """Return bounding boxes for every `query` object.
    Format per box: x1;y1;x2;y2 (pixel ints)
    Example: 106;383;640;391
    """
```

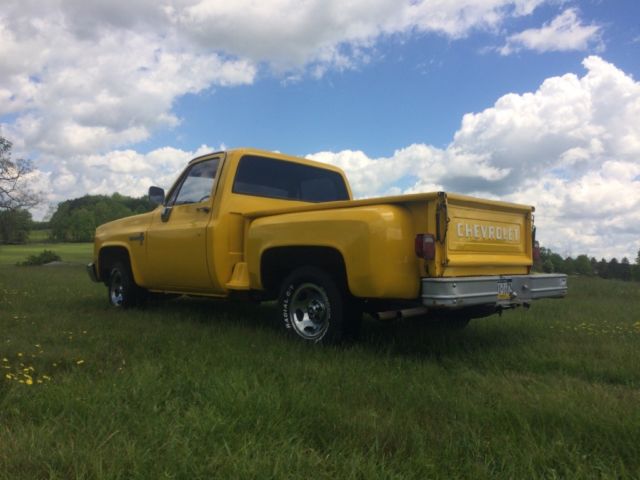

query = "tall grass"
1;260;639;479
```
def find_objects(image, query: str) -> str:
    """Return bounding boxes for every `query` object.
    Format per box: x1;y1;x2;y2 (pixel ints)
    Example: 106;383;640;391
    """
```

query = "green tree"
620;257;632;281
0;209;32;244
49;193;153;242
1;136;39;211
608;258;620;280
590;257;599;276
0;136;40;242
597;258;609;279
574;255;593;276
632;264;640;282
68;208;96;242
561;256;576;275
549;253;565;273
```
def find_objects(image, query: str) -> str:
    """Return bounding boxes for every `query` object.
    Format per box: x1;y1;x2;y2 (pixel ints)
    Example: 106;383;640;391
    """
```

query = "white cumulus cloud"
500;8;602;55
1;0;552;158
309;57;640;259
0;19;255;157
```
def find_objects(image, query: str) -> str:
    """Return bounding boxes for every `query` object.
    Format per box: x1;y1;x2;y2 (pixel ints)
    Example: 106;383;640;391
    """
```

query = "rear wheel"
108;261;146;308
279;266;353;344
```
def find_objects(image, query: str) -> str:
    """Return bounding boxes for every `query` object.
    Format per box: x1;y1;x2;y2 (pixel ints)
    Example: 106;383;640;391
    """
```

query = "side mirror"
148;186;165;205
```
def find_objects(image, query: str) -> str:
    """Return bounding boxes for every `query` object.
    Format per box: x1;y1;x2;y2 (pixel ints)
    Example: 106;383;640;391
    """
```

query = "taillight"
533;240;541;261
415;233;436;260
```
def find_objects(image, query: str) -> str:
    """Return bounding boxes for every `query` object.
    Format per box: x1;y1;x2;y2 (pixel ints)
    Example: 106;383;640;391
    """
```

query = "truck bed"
244;191;534;278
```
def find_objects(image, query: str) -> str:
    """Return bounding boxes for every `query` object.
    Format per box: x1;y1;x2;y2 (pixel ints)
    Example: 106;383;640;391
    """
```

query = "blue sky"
161;1;640;157
1;0;639;259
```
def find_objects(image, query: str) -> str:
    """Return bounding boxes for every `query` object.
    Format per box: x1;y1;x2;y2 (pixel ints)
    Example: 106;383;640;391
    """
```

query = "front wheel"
278;267;351;344
108;261;146;308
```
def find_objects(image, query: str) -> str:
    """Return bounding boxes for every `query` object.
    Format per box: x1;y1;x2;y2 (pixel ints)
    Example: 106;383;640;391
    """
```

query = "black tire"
108;261;146;308
278;266;351;344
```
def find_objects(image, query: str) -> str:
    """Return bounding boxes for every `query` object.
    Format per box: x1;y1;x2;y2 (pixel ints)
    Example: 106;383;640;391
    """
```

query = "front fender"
97;241;147;285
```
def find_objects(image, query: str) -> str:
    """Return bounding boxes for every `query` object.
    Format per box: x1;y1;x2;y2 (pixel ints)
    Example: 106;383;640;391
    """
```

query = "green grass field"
1;249;639;478
0;242;92;265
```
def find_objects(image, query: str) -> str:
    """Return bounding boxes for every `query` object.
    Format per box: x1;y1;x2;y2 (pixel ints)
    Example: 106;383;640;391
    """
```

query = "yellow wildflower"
76;360;85;365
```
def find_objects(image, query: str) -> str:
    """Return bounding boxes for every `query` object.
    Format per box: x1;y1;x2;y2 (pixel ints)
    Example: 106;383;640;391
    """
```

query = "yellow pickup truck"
88;148;567;342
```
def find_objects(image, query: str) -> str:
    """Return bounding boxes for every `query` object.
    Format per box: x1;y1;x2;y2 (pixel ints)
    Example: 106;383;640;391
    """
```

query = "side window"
171;159;219;205
233;155;349;202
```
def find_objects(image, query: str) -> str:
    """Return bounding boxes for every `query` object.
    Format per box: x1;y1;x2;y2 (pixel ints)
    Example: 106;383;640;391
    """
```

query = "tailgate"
441;193;533;276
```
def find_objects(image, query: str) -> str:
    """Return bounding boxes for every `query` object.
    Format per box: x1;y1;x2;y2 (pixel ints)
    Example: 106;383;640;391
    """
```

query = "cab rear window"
233;155;349;202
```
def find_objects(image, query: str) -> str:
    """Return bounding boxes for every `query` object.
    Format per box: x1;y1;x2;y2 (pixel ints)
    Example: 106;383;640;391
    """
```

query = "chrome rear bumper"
421;274;567;308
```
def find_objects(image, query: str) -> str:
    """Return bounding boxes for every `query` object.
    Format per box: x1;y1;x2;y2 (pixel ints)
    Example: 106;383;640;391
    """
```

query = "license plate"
497;279;512;300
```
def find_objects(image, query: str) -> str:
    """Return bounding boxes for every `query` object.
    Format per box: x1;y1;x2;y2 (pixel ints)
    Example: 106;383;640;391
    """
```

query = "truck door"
144;158;221;292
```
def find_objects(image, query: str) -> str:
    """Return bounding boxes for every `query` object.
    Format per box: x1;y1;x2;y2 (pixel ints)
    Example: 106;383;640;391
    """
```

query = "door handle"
196;206;210;213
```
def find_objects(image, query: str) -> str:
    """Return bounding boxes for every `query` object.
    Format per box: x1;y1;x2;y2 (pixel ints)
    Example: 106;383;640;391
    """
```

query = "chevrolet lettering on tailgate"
455;222;521;242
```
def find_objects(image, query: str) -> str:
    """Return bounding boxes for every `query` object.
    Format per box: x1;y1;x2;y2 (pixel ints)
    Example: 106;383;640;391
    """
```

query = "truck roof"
189;147;346;176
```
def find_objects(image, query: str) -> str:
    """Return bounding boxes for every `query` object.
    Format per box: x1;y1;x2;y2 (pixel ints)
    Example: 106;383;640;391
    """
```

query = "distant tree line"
0;193;153;244
535;247;640;282
49;193;154;242
0;208;32;243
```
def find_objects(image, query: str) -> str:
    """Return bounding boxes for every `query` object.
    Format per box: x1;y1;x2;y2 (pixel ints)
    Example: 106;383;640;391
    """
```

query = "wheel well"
98;247;131;283
260;246;349;299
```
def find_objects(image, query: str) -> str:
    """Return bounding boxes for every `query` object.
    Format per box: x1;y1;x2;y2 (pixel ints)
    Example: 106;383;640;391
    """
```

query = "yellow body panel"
92;148;534;301
441;193;532;277
94;211;152;284
245;205;421;299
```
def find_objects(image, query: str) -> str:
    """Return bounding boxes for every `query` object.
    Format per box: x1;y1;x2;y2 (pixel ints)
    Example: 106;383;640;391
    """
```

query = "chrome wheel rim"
289;283;330;340
110;271;124;307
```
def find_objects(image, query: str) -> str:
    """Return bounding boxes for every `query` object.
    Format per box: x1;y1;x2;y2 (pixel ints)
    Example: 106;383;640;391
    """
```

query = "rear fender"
247;205;420;299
